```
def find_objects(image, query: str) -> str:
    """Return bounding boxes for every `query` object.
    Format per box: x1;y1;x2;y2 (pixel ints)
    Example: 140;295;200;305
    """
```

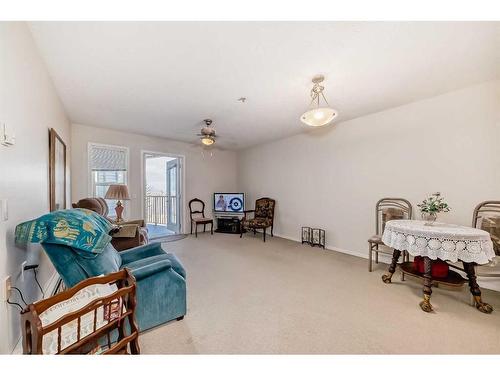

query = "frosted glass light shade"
300;107;338;127
201;136;215;146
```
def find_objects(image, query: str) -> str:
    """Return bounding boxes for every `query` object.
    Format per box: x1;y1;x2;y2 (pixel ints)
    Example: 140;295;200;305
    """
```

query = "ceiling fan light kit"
201;136;215;146
300;75;338;127
198;119;217;146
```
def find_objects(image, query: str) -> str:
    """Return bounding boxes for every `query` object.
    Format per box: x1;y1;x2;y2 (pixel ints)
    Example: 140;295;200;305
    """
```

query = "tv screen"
214;193;245;213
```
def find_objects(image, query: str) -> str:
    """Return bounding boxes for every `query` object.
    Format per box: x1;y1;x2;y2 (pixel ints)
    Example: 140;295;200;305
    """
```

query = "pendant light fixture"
300;75;338;127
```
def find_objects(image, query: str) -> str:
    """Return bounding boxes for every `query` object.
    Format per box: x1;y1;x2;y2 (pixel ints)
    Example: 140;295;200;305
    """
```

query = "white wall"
0;22;71;353
239;80;500;258
71;124;238;232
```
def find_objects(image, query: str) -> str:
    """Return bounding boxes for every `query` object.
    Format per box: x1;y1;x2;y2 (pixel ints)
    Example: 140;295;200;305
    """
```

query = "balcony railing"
145;195;177;225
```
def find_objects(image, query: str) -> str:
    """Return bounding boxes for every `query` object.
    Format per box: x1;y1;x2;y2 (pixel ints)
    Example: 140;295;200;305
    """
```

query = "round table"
381;220;495;313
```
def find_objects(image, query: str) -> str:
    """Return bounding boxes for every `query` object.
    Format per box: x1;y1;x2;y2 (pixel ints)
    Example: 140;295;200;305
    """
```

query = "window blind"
89;144;127;171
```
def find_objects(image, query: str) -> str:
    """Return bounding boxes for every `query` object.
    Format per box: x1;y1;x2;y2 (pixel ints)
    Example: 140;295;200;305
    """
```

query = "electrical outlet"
21;261;27;282
3;275;12;301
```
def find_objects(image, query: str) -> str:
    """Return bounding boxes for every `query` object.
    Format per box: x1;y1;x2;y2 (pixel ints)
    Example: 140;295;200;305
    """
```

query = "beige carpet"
140;233;500;354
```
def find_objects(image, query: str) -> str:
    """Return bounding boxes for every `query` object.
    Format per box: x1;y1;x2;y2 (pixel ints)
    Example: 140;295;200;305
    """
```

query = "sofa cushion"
72;243;122;276
123;254;173;270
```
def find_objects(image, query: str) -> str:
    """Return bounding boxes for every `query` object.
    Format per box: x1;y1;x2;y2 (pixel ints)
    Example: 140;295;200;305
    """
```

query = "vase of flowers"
417;192;450;226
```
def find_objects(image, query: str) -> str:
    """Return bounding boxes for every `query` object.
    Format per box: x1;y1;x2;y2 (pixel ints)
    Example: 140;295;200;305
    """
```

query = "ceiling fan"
196;119;217;147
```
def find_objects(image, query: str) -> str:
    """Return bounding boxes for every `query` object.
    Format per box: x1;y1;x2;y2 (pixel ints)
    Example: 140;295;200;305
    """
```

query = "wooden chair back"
22;269;140;354
473;201;500;256
375;198;412;235
189;198;206;220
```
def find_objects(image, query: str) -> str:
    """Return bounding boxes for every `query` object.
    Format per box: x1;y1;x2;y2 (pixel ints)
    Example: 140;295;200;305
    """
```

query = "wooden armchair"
240;197;275;242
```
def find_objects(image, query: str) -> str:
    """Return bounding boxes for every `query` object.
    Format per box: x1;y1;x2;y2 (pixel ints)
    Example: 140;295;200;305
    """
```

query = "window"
88;143;128;217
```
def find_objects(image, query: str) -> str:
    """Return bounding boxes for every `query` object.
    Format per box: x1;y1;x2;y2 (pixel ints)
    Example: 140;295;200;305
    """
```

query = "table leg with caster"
382;249;401;284
463;262;493;314
419;256;434;313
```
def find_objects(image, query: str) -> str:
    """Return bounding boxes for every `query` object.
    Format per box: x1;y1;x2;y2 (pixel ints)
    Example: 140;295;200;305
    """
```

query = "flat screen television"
213;193;245;213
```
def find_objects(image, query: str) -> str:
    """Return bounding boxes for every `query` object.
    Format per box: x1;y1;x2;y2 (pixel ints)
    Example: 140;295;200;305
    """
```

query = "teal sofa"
42;241;187;331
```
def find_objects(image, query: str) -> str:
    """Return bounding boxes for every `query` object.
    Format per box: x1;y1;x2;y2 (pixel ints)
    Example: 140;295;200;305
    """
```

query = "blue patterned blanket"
15;209;113;253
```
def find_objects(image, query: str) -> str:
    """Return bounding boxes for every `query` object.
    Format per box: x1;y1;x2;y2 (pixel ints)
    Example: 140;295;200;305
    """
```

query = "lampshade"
105;184;130;200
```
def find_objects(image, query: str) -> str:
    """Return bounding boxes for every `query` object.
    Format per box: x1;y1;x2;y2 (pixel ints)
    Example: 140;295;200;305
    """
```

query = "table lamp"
105;184;130;222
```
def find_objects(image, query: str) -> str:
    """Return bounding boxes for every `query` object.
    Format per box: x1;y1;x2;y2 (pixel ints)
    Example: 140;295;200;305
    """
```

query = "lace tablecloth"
382;220;495;264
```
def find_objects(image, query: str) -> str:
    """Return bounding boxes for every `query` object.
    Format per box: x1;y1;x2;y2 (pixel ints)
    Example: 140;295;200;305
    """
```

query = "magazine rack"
21;269;140;354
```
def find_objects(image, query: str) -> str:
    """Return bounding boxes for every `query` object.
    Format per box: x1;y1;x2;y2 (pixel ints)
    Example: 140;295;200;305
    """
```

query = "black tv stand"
215;216;242;234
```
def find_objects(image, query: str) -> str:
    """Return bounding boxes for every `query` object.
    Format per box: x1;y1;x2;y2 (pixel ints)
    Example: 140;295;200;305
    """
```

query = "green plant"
417;192;451;214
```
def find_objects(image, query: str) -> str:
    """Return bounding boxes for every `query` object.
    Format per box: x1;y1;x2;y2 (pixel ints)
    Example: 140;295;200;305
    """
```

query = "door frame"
141;150;186;234
166;158;181;233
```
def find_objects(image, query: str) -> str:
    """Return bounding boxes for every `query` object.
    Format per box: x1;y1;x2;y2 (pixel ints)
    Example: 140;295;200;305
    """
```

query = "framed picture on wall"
49;128;67;211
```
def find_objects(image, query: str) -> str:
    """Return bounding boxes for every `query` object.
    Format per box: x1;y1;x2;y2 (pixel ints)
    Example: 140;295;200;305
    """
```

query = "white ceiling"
29;22;500;149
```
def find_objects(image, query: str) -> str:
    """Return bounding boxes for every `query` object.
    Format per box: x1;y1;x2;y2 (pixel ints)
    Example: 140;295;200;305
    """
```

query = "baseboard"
273;232;392;264
11;271;60;354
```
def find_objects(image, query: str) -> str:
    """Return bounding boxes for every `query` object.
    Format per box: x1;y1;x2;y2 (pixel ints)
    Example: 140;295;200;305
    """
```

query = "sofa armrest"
119;242;165;264
164;253;186;279
126;259;172;281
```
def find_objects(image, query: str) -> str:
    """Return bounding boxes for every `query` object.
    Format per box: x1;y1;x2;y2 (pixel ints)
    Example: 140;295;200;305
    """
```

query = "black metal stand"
215;217;242;234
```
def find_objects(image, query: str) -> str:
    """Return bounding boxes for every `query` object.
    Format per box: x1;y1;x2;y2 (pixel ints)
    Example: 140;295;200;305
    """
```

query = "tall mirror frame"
49;128;67;211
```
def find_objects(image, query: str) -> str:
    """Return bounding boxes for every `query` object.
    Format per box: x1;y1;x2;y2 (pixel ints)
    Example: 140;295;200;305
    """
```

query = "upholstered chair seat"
368;235;383;245
192;217;212;223
246;217;272;228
